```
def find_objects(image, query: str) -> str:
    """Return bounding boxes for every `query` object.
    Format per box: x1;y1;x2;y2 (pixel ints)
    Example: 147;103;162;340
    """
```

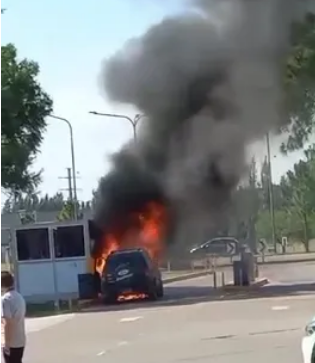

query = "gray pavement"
260;260;315;284
24;266;314;363
213;260;315;286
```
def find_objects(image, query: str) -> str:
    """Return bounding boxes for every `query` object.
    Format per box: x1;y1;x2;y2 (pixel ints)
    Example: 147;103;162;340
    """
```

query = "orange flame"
95;202;167;275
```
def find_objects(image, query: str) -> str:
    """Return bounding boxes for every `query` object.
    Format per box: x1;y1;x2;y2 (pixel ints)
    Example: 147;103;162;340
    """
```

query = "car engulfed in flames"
92;202;167;301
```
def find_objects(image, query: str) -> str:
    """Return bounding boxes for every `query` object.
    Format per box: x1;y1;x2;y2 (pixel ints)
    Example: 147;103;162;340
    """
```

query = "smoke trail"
95;0;304;245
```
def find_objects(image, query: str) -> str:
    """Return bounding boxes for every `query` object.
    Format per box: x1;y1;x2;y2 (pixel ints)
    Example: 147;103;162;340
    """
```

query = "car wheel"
157;281;164;298
147;284;158;301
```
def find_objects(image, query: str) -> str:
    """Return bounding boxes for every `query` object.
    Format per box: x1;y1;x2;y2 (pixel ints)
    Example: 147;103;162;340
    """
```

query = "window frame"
52;224;86;260
15;227;52;262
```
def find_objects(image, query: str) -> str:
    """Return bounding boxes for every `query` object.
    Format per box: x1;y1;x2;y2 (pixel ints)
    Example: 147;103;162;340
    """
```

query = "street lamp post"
266;132;277;253
48;114;78;220
89;112;144;141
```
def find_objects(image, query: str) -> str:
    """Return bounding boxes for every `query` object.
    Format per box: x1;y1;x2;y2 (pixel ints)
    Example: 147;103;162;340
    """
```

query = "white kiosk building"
10;220;92;303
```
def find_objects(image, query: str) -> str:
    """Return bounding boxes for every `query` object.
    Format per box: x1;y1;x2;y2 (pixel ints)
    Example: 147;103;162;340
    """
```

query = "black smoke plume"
93;0;304;249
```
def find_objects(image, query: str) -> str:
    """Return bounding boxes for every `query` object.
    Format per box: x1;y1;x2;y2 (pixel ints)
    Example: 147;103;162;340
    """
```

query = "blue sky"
1;0;306;202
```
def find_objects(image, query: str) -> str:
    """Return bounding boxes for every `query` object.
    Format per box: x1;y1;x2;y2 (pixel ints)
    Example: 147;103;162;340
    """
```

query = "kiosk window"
16;228;50;261
53;225;85;258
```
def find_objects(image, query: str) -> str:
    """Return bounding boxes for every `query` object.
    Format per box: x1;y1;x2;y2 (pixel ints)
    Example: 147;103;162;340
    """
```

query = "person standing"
1;271;26;363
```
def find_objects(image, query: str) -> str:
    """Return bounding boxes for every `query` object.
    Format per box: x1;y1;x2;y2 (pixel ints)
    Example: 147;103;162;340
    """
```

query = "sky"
1;0;308;203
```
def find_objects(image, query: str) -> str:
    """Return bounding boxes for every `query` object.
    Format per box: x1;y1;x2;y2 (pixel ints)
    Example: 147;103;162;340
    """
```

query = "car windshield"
105;252;148;273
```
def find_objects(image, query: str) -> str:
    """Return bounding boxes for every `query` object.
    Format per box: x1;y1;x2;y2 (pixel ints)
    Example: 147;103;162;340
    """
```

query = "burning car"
90;198;169;302
100;248;164;304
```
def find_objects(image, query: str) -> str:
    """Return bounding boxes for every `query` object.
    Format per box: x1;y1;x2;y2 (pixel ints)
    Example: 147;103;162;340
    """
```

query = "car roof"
207;237;239;242
103;248;150;273
108;248;147;256
203;237;239;245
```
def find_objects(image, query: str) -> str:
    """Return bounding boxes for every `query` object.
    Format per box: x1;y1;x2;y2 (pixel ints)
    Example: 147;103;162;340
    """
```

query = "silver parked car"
189;237;240;255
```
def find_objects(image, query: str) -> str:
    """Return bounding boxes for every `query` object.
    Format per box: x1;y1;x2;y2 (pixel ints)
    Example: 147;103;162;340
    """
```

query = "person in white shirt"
1;271;26;363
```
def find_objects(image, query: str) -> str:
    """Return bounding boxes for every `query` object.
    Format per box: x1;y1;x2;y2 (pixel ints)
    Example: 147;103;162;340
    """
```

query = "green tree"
1;44;53;194
280;145;315;250
256;210;287;242
38;193;65;212
2;192;94;221
57;200;86;221
283;12;315;152
255;209;307;248
260;157;271;211
57;201;75;221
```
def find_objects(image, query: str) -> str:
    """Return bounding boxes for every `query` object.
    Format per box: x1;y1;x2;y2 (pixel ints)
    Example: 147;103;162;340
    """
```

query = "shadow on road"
78;282;315;314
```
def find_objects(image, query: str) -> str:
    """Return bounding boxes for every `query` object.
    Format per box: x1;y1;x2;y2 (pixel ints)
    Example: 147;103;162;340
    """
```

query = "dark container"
78;273;98;300
233;260;250;286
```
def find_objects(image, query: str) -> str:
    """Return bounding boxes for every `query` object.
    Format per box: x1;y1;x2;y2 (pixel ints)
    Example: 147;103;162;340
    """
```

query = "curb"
257;257;315;265
221;277;269;292
163;270;212;284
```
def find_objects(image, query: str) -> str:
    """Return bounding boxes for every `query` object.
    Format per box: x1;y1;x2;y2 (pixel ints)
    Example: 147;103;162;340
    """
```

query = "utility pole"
67;168;73;203
265;133;277;253
49;115;78;220
59;168;75;219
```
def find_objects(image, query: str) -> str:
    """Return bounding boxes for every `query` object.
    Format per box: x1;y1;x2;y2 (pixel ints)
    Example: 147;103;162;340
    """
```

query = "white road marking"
96;341;129;357
271;305;290;311
119;316;143;323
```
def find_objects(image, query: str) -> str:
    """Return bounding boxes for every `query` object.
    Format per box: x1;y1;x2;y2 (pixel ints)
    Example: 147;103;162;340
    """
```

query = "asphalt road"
260;260;315;284
24;262;314;363
211;259;315;286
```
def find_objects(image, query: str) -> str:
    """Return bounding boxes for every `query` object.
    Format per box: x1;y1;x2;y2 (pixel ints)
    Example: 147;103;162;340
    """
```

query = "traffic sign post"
281;236;288;254
213;270;217;289
211;254;216;272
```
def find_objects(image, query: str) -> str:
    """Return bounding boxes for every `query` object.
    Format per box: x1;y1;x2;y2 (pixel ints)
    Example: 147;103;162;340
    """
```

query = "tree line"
1;192;98;223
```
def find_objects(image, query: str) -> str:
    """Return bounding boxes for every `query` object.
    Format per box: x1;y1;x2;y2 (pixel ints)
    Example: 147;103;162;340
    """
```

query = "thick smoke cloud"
94;0;304;246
